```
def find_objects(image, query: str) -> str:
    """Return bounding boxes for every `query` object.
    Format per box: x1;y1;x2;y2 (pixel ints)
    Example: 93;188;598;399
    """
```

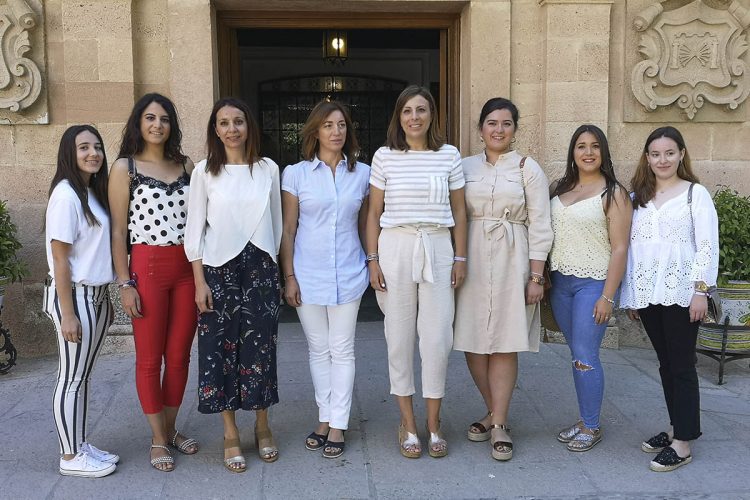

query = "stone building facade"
1;0;749;357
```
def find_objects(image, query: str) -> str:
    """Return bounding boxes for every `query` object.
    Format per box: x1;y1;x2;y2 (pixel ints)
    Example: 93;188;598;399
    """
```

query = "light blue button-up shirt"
281;157;370;306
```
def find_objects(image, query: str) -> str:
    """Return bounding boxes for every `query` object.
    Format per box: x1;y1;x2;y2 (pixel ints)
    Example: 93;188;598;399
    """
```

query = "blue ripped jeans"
549;271;607;430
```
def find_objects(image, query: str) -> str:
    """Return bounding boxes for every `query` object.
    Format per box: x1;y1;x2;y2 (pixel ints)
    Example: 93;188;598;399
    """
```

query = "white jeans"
297;298;361;430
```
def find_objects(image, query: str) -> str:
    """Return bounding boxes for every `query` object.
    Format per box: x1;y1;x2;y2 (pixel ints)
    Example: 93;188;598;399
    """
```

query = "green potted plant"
697;187;750;383
0;200;28;309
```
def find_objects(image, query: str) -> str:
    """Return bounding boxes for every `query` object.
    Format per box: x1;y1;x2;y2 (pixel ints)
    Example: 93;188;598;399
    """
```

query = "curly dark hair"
118;93;187;164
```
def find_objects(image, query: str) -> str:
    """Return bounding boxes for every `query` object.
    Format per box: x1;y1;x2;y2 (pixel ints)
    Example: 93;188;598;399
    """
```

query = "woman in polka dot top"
109;93;198;472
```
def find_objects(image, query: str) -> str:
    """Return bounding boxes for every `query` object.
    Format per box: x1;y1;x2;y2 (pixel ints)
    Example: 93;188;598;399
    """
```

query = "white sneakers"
59;443;119;478
81;442;120;464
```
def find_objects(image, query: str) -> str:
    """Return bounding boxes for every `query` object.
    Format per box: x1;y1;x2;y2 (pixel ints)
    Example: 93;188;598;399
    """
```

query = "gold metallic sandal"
490;424;513;461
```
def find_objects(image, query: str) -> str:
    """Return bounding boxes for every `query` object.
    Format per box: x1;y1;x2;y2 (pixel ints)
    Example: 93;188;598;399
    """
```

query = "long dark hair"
301;100;359;171
205;97;261;176
385;85;445;151
631;126;699;208
553;124;624;211
118;93;187;164
48;125;110;226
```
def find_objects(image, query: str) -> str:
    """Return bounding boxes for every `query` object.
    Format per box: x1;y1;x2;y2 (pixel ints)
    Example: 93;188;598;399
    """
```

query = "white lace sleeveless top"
549;194;610;280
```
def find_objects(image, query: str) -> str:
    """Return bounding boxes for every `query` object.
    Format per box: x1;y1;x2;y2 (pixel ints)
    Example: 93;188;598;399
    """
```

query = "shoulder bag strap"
519;156;528;224
687;182;695;245
127;157;137;195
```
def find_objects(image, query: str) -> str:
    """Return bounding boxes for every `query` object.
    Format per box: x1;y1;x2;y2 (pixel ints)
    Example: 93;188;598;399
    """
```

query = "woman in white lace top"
621;126;719;473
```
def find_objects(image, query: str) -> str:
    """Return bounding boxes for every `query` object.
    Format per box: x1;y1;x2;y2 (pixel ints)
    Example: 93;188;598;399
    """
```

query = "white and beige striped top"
369;144;464;228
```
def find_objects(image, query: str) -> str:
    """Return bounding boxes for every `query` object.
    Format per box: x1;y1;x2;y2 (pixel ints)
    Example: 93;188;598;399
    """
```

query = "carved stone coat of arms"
631;0;750;120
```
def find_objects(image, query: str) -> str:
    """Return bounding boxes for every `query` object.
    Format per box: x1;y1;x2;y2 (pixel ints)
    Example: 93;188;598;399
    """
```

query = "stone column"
460;0;512;154
537;0;614;175
167;0;217;160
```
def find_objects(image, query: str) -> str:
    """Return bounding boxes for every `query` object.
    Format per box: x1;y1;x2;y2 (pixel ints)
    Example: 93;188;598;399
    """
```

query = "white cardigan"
620;183;719;309
184;159;282;267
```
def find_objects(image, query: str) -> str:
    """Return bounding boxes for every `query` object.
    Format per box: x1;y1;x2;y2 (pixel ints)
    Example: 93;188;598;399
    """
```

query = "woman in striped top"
365;85;467;459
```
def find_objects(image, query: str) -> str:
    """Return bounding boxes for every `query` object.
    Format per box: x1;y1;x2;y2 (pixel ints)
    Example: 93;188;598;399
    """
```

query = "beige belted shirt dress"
454;151;553;354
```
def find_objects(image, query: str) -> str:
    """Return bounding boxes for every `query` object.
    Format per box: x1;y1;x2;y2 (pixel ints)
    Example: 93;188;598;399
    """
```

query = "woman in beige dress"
454;97;553;461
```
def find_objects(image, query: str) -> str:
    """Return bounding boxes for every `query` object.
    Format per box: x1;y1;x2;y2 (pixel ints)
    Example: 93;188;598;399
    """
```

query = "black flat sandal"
305;431;328;451
641;432;671;453
649;446;692;472
322;440;345;459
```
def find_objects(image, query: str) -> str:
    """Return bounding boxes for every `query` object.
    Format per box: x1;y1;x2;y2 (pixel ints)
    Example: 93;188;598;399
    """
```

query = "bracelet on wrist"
366;253;379;262
530;271;543;278
285;274;295;279
118;279;137;289
453;256;467;262
601;294;615;305
529;274;546;286
693;291;708;297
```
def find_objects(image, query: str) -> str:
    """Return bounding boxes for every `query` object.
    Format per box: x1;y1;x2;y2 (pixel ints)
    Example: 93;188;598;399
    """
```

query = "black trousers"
639;304;702;441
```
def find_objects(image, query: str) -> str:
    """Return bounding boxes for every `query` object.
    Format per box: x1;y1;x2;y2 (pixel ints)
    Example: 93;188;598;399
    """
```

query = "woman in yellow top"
549;124;632;452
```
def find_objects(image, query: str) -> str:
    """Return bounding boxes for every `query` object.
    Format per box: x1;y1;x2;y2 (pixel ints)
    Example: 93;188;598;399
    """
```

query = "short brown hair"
385;85;445;151
301;101;359;171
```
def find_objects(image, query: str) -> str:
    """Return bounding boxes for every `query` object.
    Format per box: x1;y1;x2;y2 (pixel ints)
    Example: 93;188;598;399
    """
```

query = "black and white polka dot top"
128;160;190;246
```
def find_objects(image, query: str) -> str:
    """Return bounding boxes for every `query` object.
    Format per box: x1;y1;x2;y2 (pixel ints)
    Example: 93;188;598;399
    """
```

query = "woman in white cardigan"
184;97;282;473
621;126;719;473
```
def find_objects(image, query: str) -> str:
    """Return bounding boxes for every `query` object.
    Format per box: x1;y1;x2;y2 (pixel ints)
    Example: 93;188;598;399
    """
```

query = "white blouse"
184;159;282;267
620;183;719;309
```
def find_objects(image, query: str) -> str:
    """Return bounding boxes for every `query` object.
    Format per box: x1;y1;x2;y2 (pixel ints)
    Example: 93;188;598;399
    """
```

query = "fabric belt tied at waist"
393;225;448;284
471;209;526;245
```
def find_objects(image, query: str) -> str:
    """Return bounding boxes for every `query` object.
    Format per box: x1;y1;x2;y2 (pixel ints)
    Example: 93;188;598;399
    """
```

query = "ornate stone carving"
631;0;750;120
0;0;44;123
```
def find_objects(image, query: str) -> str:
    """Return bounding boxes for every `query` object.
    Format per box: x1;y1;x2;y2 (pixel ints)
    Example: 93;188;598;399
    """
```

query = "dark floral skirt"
197;242;280;413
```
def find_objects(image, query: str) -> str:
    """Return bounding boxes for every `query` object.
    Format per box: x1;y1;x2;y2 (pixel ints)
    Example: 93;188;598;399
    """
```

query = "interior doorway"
216;12;460;322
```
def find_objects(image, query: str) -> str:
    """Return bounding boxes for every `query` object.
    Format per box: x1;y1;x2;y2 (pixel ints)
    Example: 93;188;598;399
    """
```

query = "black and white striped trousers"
43;281;112;455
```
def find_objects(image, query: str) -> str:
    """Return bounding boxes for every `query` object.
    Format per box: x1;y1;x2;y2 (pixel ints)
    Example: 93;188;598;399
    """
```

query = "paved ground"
1;321;750;499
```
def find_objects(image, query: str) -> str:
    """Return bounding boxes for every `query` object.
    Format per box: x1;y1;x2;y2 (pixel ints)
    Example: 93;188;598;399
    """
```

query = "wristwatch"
529;274;546;286
694;281;709;293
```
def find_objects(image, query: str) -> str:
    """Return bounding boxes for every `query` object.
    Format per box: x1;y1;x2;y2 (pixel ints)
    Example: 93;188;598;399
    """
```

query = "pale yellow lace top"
549;194;610;280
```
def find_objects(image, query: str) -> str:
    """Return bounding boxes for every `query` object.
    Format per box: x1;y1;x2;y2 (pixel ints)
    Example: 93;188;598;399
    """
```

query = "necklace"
657;180;680;194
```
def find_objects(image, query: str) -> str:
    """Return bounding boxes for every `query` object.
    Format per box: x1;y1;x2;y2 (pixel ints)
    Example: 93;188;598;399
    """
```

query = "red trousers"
131;244;197;414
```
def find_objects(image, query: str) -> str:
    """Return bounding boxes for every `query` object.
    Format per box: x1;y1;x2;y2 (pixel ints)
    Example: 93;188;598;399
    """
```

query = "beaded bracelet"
118;279;137;289
601;294;615;305
453;256;467;262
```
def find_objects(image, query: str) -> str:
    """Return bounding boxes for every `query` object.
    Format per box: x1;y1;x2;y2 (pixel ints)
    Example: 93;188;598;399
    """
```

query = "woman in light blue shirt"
280;100;370;459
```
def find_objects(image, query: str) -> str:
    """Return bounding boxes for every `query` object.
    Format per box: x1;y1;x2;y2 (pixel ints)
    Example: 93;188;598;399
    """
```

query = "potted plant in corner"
0;199;27;308
697;187;750;384
0;200;27;374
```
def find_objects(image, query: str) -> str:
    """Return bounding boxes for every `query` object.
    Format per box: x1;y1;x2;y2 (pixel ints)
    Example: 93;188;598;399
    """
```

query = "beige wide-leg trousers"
376;226;455;398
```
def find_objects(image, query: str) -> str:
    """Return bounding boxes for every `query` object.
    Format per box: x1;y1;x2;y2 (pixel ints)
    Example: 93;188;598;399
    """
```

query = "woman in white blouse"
621;126;719;472
184;98;283;473
366;85;467;459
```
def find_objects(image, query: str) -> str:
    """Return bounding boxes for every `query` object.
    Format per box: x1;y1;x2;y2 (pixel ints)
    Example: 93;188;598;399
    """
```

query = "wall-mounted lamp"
323;30;348;65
